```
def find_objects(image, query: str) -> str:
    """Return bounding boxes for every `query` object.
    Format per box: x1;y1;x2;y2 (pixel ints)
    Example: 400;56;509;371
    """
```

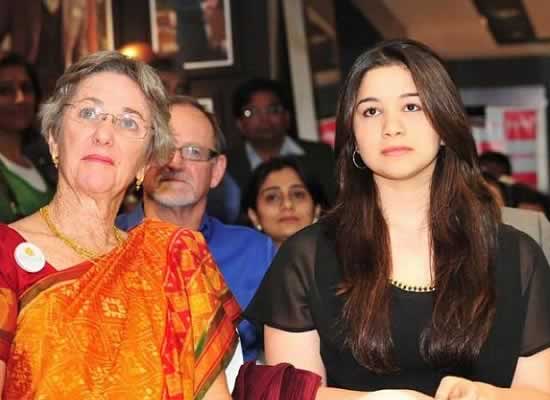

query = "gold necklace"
40;206;125;260
389;278;435;293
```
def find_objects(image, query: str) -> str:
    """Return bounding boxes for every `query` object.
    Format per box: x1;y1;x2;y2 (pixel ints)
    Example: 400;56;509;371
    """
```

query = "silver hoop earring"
352;149;366;170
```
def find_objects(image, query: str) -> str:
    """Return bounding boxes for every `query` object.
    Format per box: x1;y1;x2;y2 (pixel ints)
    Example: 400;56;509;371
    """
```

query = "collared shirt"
116;205;276;361
245;136;305;170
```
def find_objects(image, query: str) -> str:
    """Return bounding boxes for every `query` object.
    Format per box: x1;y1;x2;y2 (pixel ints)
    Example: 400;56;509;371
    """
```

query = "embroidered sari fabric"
0;219;239;399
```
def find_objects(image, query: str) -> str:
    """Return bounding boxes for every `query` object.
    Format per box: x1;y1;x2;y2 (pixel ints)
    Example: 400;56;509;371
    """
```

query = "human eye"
263;191;281;204
0;82;13;96
182;145;204;161
118;114;140;131
291;188;309;200
362;106;380;117
404;103;421;112
78;106;99;120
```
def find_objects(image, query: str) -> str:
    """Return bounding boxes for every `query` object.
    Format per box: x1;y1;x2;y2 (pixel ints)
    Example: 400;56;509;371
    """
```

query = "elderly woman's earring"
52;154;59;169
256;224;263;231
352;149;366;170
135;176;143;191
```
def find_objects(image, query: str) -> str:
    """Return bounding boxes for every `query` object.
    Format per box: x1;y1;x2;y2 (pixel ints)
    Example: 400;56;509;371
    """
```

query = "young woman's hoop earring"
352;149;366;170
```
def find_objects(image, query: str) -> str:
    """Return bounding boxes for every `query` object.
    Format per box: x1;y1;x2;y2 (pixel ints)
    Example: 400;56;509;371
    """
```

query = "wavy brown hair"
325;39;500;373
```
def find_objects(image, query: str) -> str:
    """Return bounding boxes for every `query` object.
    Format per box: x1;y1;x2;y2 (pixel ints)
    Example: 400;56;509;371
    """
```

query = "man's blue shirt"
116;205;276;361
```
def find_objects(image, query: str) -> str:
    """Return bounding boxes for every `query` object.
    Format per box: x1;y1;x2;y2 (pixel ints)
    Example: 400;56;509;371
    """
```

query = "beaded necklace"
40;206;124;260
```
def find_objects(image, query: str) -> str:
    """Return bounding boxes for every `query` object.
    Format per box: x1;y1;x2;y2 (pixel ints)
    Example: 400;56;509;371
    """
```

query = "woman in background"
0;53;55;223
245;39;550;399
242;156;325;248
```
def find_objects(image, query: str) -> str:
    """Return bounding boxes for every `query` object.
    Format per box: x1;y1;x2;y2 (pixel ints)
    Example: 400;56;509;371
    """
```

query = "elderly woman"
0;51;238;399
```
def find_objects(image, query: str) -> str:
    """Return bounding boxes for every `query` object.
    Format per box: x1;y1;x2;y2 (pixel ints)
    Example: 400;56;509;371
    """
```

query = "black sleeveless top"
245;223;550;395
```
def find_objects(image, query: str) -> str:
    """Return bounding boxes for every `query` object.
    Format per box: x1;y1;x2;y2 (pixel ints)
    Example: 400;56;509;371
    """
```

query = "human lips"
381;146;413;156
278;215;300;224
82;154;115;165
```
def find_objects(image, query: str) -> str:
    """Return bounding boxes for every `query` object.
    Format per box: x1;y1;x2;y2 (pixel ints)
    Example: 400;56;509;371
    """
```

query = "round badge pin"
14;242;46;273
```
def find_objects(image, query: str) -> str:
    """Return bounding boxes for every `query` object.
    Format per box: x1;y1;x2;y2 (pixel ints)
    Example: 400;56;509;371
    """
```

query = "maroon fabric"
232;361;321;400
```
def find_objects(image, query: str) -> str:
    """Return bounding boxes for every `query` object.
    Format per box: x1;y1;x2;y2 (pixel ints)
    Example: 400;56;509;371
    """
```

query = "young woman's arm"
203;371;231;400
265;326;433;400
435;347;550;399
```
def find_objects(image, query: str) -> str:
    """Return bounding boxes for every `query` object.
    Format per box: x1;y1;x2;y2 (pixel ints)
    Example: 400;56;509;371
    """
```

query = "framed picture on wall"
149;0;234;70
0;0;114;94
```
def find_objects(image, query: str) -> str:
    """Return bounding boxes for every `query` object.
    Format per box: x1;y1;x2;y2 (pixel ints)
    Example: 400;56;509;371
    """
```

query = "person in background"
244;39;550;399
479;150;513;184
228;78;337;206
116;95;276;363
242;156;325;248
479;150;550;219
0;53;55;223
483;172;550;262
0;51;238;399
149;55;191;96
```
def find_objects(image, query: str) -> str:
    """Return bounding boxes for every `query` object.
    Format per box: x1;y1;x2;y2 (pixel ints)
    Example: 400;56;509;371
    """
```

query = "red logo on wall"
504;110;537;140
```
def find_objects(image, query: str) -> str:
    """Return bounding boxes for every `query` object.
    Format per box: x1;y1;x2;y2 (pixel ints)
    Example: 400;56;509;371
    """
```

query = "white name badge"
14;242;46;273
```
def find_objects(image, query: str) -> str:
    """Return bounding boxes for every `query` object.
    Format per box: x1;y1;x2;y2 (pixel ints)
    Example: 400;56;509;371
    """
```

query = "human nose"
13;86;26;103
167;148;186;169
382;109;404;137
92;113;116;145
281;193;295;209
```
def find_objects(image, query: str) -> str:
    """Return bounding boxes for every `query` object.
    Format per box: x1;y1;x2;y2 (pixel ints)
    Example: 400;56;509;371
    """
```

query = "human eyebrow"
260;186;282;194
73;97;103;105
400;92;420;99
356;97;379;107
122;107;146;120
289;184;307;190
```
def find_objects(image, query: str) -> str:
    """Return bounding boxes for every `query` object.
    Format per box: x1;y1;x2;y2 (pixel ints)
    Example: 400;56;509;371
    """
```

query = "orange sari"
4;219;240;399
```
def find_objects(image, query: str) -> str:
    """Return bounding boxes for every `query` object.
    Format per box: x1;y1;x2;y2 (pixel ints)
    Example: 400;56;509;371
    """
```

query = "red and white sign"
479;107;547;190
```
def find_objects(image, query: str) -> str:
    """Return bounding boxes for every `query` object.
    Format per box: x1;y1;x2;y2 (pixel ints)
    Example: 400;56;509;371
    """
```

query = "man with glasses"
228;78;336;204
116;95;276;365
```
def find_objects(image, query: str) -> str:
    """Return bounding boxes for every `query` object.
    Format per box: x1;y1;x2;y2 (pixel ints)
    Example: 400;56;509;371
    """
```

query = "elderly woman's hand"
435;376;494;400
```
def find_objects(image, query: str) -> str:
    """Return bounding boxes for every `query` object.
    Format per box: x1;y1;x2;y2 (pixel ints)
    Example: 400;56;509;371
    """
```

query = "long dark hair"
326;39;500;373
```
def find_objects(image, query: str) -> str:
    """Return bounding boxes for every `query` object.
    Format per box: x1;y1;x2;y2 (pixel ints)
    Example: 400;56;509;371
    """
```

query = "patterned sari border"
18;262;92;312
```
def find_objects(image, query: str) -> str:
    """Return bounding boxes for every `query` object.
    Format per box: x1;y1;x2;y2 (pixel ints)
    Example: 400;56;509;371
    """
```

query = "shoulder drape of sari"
4;219;240;399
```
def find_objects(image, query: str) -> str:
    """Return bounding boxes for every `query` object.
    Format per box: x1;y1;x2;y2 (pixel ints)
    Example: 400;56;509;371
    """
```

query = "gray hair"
40;51;173;164
169;95;227;153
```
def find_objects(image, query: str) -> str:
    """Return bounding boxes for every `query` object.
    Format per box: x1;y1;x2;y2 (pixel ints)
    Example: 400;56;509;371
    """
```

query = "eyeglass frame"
63;101;152;139
173;143;221;162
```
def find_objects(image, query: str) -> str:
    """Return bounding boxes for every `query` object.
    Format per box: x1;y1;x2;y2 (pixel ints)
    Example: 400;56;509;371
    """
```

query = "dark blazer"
227;138;337;205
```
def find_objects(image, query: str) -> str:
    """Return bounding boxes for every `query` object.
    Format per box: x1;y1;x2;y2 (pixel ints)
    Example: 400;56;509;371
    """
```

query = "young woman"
245;39;550;399
243;156;325;248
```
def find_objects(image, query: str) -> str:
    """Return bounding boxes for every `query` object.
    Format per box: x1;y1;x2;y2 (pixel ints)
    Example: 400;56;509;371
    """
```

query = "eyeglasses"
64;102;150;139
175;144;220;162
241;104;285;119
0;81;35;98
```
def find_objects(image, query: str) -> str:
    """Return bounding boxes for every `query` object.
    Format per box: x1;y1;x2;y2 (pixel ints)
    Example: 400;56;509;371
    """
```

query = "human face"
49;72;151;196
248;167;320;246
237;91;289;145
0;65;36;133
353;65;441;186
143;104;226;209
